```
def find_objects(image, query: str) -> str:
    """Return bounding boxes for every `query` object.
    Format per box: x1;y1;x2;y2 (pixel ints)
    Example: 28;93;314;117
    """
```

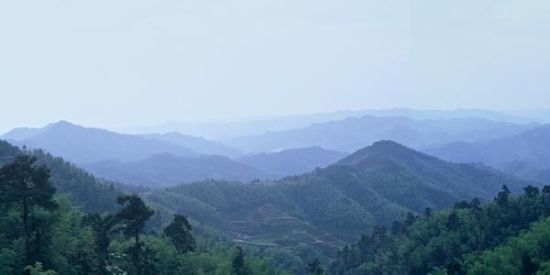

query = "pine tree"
496;185;511;207
82;213;119;274
115;195;154;275
163;214;195;254
306;259;324;275
447;211;460;230
232;246;248;275
0;155;57;266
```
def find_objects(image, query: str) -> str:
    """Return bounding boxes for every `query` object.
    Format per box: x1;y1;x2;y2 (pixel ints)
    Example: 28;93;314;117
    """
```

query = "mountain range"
238;146;347;177
84;147;347;187
427;124;550;182
147;140;532;254
0;132;542;265
223;115;537;153
1;121;197;164
84;154;265;187
119;108;550;138
2;121;351;186
1;117;544;188
142;132;242;157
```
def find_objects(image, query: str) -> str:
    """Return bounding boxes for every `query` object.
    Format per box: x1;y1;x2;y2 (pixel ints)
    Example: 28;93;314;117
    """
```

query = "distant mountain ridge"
84;153;266;187
2;121;358;186
2;121;198;164
238;146;347;177
223;115;537;153
119;108;548;138
426;124;550;182
142;132;241;157
84;147;346;187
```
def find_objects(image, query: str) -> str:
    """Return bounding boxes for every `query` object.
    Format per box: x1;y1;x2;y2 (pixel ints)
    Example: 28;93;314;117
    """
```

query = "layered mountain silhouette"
1;121;197;164
2;121;356;186
223;115;536;153
238;146;347;177
148;141;531;251
427;124;550;182
142;132;241;157
84;153;266;187
84;147;346;187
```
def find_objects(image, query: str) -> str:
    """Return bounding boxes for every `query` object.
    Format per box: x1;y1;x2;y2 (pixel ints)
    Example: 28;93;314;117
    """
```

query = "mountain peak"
338;140;433;167
46;120;81;130
2;121;83;141
369;140;409;152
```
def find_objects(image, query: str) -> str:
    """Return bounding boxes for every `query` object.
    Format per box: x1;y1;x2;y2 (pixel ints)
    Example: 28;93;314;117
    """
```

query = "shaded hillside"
223;115;535;153
146;141;531;256
427;124;550;182
239;147;347;176
143;132;242;157
85;153;267;187
2;121;196;164
0;140;120;213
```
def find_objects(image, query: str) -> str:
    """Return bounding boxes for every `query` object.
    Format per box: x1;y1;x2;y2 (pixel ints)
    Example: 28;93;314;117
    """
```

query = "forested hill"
329;185;550;274
0;149;285;274
333;140;527;206
147;141;532;258
0;140;121;213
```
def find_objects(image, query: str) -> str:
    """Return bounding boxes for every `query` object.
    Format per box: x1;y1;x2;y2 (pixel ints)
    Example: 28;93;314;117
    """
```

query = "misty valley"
2;1;550;273
2;110;550;274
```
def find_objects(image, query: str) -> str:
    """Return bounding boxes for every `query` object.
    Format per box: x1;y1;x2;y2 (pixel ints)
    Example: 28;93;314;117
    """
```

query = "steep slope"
238;147;347;176
146;141;531;255
0;140;121;213
84;153;266;187
2;121;196;164
223;115;535;153
426;124;550;182
142;132;241;157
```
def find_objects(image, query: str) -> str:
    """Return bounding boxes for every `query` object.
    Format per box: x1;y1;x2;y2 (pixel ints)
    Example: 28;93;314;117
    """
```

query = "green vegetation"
0;140;120;213
3;138;549;274
147;141;530;267
329;185;550;274
0;152;286;274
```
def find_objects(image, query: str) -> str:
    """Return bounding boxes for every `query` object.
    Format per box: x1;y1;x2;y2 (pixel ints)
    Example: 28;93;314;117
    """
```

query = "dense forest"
0;153;286;274
147;141;531;267
2;139;550;274
329;185;550;274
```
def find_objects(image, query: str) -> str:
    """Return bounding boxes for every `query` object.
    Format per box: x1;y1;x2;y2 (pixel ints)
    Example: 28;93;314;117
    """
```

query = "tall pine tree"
0;155;57;267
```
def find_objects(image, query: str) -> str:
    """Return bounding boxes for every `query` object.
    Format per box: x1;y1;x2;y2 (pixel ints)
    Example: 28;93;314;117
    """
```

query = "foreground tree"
163;214;195;254
116;195;154;275
232;246;249;275
82;213;120;274
0;155;57;267
306;259;324;275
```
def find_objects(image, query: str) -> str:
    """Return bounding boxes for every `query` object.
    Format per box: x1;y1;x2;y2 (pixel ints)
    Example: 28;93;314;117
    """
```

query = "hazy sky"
1;0;549;132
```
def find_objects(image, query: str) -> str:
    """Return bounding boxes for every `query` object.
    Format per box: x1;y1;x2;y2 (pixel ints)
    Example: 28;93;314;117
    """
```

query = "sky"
0;0;549;132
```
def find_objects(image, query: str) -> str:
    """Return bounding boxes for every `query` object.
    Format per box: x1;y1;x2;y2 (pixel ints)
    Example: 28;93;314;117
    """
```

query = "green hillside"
147;141;531;261
329;185;550;274
0;153;285;274
0;140;120;213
